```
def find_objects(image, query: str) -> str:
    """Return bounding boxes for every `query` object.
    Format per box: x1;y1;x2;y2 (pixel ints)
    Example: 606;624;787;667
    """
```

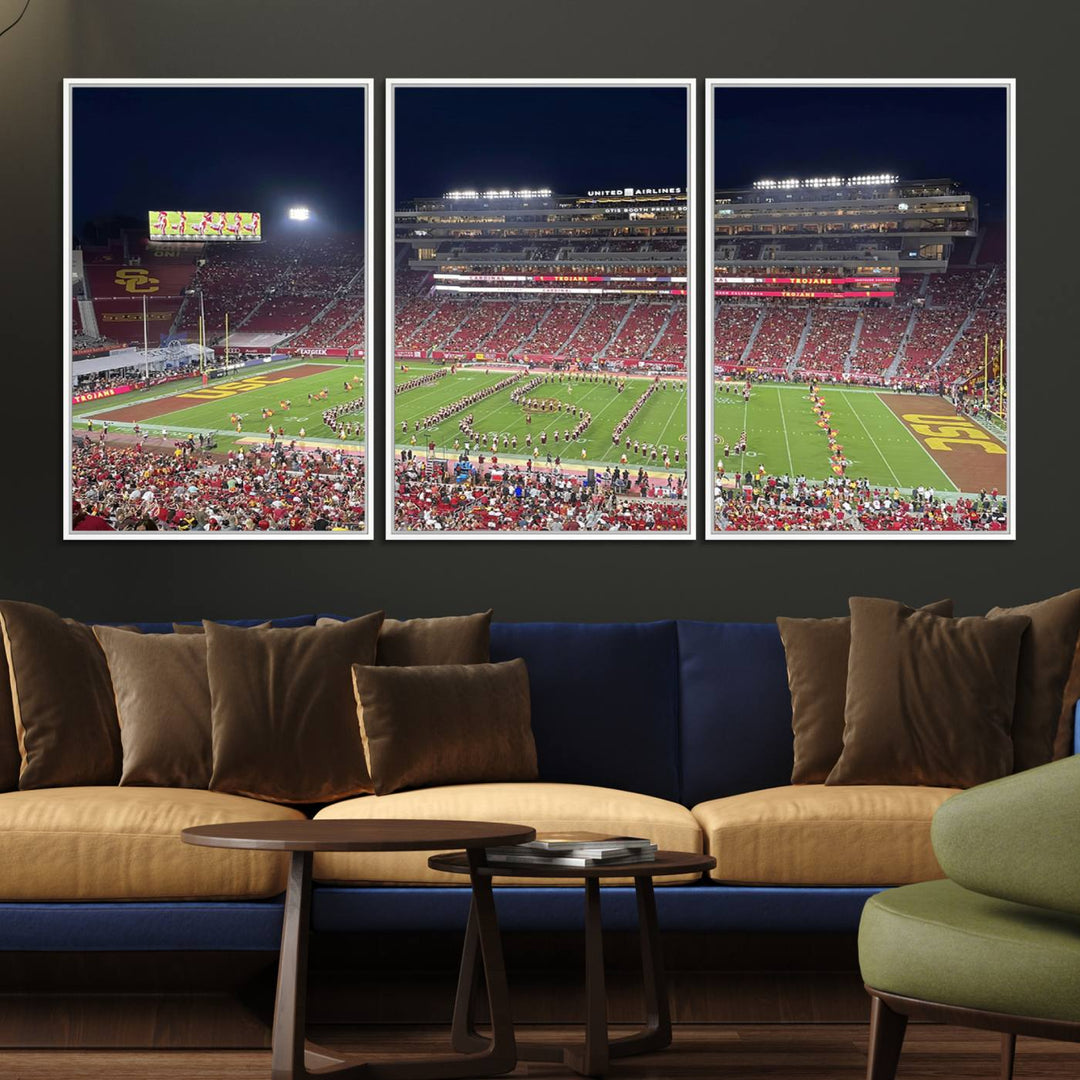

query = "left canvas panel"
64;80;373;539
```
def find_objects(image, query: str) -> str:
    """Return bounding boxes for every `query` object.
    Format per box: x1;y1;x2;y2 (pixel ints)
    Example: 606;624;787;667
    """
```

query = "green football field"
74;357;365;451
713;382;958;492
394;363;688;467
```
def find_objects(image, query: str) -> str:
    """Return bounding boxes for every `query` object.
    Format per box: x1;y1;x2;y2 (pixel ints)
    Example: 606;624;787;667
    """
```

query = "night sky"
714;86;1008;220
72;86;366;238
394;87;689;200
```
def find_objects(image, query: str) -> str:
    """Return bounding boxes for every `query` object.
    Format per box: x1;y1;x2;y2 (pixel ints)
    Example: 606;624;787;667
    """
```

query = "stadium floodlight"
443;188;553;200
754;173;898;190
288;206;310;221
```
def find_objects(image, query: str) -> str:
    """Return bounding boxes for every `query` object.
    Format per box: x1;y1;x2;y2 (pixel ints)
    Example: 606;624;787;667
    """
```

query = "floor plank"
1;1024;1079;1079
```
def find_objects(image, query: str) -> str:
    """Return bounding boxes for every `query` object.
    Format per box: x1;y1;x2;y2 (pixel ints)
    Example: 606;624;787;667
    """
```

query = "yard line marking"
839;390;903;489
777;386;795;476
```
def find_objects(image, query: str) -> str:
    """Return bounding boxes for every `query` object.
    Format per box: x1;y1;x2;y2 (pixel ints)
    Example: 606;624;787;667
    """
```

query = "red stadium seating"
567;302;626;357
795;308;858;376
713;304;762;365
525;301;590;355
848;307;910;375
748;308;806;367
651;304;688;363
605;301;671;360
446;301;513;351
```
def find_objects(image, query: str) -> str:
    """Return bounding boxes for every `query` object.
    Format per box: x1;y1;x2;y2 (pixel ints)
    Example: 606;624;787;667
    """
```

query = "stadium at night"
709;85;1009;535
390;83;692;535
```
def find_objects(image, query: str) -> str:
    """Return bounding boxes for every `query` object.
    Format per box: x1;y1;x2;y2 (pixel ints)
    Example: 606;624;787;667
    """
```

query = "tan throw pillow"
987;590;1080;772
207;613;384;803
0;601;121;789
827;598;1029;788
778;599;954;784
173;621;271;634
93;626;212;788
352;659;536;796
317;611;492;666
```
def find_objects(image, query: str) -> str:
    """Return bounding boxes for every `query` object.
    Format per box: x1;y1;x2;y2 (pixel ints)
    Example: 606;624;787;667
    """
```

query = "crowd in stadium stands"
650;305;688;363
72;361;202;396
393;457;687;532
713;304;761;364
71;439;365;531
894;308;967;377
525;301;589;354
170;237;364;344
795;309;858;377
747;308;807;365
937;309;1008;386
605;303;671;359
447;301;513;351
484;303;548;353
566;302;626;355
715;473;1007;533
72;333;115;349
848;308;910;375
283;296;366;352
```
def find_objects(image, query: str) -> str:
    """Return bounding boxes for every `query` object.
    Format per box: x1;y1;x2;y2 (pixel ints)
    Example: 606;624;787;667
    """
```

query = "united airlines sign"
587;186;684;197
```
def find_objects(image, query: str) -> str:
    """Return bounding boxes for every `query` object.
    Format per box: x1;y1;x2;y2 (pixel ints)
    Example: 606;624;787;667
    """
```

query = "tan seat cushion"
0;787;306;900
313;782;703;886
693;785;959;886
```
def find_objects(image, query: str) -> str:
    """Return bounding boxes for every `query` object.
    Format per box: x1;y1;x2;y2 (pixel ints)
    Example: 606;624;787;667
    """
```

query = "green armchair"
858;755;1080;1080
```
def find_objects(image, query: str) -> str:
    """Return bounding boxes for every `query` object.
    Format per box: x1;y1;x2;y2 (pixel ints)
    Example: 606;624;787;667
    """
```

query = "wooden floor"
3;1024;1080;1079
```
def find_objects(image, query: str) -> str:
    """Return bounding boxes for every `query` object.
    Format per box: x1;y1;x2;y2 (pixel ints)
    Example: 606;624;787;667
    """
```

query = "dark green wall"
0;0;1073;622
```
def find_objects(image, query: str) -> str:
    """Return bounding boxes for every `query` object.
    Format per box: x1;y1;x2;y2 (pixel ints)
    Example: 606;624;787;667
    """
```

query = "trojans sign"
901;414;1006;455
178;374;294;401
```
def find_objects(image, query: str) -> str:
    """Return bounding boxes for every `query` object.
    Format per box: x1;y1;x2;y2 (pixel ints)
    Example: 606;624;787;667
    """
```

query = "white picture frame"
63;77;375;540
704;78;1015;541
385;78;696;540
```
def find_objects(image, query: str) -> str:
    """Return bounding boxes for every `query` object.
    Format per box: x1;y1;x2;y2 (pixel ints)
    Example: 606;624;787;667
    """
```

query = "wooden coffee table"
429;849;716;1078
183;819;535;1080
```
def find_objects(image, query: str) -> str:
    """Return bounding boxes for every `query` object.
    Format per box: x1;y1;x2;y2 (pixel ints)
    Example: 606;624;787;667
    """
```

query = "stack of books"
484;832;657;868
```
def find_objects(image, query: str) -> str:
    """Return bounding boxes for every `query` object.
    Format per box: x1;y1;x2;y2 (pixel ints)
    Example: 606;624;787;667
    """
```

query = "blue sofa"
2;617;1074;954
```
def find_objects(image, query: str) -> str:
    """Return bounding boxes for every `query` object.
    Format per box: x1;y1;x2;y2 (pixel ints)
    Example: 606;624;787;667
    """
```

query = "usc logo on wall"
114;268;160;294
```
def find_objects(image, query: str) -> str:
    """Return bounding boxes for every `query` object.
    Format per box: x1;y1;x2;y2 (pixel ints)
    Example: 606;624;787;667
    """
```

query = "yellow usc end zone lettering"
902;413;1006;455
178;374;293;401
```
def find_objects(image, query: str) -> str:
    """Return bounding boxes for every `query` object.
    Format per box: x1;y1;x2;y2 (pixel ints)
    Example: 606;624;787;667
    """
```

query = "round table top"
428;849;715;879
181;819;536;853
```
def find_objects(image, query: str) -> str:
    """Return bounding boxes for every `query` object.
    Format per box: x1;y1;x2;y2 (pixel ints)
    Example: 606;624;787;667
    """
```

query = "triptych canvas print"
64;78;1012;540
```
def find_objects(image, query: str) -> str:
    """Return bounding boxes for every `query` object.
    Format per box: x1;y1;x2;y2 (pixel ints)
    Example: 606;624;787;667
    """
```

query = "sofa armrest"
931;756;1080;917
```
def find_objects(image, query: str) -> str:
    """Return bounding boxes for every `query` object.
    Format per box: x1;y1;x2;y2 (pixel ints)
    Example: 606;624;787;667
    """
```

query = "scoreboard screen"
148;210;261;242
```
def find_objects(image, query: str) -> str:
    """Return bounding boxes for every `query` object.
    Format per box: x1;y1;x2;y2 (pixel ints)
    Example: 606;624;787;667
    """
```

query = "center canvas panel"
387;81;694;539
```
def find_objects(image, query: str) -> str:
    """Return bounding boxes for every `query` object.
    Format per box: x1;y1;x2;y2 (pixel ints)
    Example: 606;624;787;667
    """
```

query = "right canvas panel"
706;81;1013;539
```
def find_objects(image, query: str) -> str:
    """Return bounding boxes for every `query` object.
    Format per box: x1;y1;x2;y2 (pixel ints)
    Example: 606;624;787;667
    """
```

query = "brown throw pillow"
1058;641;1080;760
173;621;271;634
778;599;954;784
0;601;121;789
0;647;19;792
317;611;492;666
827;598;1029;788
351;659;536;796
93;626;212;788
207;613;384;803
987;590;1080;772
